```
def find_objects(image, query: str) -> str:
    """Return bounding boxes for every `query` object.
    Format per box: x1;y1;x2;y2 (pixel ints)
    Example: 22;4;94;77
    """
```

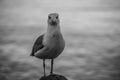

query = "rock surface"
39;74;68;80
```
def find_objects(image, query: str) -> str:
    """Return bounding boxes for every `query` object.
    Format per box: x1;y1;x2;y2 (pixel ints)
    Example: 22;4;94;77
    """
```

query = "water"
0;0;120;80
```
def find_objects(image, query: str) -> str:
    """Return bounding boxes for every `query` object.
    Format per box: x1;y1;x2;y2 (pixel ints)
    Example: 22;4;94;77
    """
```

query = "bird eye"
56;16;58;19
49;16;51;19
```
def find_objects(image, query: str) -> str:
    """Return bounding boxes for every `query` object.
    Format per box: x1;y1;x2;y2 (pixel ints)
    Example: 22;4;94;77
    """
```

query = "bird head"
48;13;59;26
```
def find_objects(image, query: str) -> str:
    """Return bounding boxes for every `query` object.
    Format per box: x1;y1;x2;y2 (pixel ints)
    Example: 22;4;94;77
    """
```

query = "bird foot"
43;75;46;77
50;72;56;76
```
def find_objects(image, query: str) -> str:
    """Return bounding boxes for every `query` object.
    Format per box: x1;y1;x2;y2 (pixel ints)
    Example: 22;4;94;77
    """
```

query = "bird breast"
44;32;64;49
43;31;65;58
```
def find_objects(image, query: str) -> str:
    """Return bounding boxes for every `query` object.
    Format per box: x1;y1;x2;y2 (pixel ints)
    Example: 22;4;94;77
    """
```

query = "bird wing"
30;34;44;56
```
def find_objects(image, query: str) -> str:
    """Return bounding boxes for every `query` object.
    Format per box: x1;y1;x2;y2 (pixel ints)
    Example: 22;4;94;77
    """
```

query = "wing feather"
30;34;44;56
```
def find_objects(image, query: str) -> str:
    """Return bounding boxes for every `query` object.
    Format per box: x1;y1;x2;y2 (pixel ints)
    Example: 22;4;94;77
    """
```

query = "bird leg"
43;59;46;77
50;59;54;74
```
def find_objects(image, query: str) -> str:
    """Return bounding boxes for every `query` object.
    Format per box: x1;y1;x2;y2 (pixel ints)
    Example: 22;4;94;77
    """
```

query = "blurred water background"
0;0;120;80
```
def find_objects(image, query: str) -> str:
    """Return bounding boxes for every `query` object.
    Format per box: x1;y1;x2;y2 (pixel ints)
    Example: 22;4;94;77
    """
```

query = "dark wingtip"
30;53;34;56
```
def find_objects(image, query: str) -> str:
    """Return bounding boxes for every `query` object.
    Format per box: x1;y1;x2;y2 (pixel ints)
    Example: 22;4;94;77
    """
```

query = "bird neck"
47;24;61;34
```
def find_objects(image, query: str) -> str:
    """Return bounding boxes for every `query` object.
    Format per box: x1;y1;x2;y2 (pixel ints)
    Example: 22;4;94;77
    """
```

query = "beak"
50;20;57;25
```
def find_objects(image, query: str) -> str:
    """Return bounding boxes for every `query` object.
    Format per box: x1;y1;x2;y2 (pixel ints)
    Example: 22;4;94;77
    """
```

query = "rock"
39;74;68;80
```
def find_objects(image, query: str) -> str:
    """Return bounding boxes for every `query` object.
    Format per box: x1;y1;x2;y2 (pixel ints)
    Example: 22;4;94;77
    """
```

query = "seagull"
30;13;65;77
